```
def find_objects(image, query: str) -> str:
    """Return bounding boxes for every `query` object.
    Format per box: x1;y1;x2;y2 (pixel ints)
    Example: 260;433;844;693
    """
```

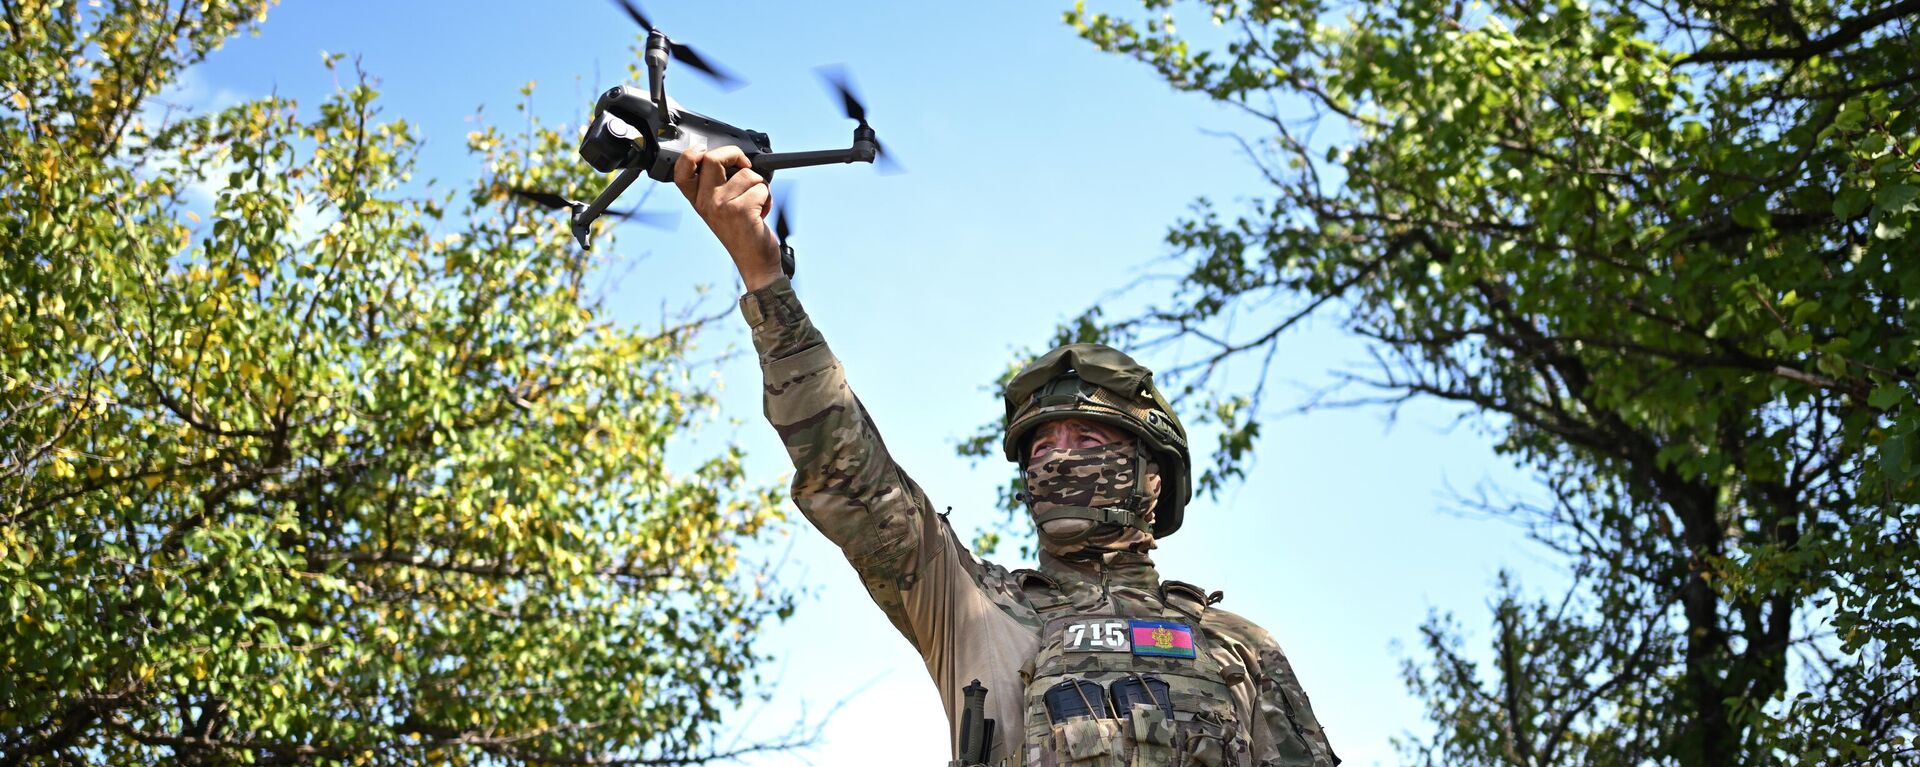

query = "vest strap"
1159;580;1212;621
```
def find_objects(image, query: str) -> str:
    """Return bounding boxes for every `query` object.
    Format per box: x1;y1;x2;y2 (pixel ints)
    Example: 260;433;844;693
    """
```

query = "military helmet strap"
1027;448;1154;535
1029;504;1152;535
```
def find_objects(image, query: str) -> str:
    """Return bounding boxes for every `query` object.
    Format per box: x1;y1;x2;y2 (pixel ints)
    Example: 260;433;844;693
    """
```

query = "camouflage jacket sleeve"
738;277;1035;635
739;277;931;630
1209;609;1341;767
740;279;1041;761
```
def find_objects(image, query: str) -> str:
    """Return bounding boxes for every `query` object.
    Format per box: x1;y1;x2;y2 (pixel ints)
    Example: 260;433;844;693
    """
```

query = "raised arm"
738;275;935;632
670;145;1014;651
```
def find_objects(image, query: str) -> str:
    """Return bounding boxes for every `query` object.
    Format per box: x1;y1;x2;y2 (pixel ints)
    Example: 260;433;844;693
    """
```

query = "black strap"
1029;446;1155;534
1030;504;1152;533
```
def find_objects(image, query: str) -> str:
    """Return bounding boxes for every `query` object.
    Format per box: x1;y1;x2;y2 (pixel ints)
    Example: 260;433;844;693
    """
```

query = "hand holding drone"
513;0;899;275
671;144;788;291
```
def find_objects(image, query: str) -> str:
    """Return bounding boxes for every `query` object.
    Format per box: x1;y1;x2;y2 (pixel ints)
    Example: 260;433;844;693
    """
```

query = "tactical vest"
1015;571;1250;767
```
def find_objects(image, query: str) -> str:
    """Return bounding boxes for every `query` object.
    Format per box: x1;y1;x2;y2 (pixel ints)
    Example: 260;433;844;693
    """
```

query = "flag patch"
1129;620;1196;658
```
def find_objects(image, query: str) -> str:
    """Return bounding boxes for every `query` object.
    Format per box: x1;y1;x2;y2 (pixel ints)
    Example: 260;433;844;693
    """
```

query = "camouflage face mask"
1023;442;1145;513
1023;442;1162;557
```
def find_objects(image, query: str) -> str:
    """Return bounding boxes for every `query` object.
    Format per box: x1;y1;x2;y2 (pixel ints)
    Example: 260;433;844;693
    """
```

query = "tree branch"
1677;0;1920;65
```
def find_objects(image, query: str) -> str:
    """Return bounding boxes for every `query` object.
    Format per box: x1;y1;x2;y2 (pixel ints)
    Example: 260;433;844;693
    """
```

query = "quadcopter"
513;0;900;277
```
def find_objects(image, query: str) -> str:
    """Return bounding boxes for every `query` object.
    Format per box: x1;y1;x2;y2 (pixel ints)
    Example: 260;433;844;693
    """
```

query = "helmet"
1002;343;1191;537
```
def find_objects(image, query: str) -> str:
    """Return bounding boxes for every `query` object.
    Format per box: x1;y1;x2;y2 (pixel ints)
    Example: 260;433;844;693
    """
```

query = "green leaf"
1608;88;1637;114
1881;433;1911;482
1733;197;1772;230
1834;187;1872;219
1876;184;1918;214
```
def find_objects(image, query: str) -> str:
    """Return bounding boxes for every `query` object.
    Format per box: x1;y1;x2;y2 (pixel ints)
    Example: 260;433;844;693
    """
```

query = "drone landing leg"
571;162;648;250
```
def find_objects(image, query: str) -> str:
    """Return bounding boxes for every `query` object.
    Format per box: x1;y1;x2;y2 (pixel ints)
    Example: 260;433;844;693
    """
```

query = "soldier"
672;145;1339;767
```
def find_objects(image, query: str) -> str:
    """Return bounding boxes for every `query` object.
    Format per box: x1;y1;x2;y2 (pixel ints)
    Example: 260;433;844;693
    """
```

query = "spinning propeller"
510;185;679;231
816;65;903;175
773;186;796;278
535;1;901;252
611;0;744;90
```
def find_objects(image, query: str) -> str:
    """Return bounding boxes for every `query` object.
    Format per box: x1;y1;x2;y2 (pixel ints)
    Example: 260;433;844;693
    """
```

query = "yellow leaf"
186;210;200;223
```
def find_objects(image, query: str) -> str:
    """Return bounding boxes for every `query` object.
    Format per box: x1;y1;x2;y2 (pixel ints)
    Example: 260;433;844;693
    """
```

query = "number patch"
1062;618;1131;653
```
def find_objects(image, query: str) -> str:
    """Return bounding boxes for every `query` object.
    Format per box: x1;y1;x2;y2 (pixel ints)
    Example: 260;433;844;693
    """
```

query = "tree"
1031;0;1918;763
2;2;795;763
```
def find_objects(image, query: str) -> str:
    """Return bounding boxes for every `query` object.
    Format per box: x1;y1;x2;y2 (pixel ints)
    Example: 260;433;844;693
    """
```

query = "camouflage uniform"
740;277;1338;766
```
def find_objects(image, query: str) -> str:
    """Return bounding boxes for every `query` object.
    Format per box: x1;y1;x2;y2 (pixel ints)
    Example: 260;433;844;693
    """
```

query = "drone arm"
645;31;672;125
570;162;649;250
751;143;877;173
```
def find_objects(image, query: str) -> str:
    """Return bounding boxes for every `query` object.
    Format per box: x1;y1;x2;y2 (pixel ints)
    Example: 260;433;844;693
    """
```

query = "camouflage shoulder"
1197;601;1275;649
945;517;1045;629
1202;607;1342;767
1009;567;1076;617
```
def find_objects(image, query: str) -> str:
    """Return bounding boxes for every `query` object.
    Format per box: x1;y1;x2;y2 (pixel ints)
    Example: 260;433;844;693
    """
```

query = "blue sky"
185;1;1560;764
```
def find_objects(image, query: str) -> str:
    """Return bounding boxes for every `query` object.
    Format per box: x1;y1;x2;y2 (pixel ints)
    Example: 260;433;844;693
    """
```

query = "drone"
512;0;900;276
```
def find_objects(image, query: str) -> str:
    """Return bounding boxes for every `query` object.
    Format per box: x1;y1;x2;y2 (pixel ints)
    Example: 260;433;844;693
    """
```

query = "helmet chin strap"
1029;447;1155;537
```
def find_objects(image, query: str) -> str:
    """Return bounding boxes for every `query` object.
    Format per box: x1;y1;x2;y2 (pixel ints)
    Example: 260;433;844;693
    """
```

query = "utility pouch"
1125;704;1175;767
1175;711;1250;767
1050;716;1126;766
1108;676;1172;721
1044;679;1110;723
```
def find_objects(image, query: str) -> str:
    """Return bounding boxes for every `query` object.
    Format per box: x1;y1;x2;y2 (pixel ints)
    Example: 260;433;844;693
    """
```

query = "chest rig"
1015;571;1250;767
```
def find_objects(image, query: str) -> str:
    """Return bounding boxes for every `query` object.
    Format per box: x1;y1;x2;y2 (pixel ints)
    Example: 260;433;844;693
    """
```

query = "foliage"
1042;0;1919;763
2;1;792;764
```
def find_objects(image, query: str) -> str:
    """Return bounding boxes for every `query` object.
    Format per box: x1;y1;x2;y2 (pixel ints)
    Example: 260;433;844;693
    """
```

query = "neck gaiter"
1023;442;1160;559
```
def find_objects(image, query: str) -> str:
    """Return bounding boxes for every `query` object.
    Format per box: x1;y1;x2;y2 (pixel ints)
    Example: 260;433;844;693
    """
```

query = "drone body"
528;0;896;258
580;87;772;182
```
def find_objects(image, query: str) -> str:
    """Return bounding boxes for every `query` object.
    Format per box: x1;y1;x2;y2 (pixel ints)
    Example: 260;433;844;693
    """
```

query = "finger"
725;175;771;207
673;148;706;203
696;151;734;204
727;180;770;213
704;144;752;170
717;167;766;203
739;179;775;220
701;146;757;205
